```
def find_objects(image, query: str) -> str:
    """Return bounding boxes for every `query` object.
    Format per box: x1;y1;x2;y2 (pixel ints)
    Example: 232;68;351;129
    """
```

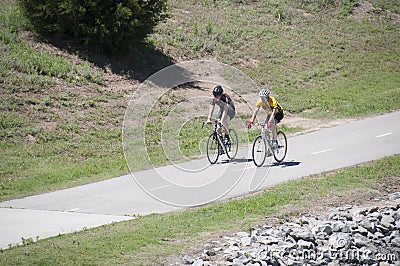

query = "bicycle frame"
203;120;238;163
256;123;273;150
204;120;225;149
252;122;287;165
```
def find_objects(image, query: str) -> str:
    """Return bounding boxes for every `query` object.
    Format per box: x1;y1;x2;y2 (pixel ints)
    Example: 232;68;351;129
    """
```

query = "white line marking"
311;149;333;155
148;185;172;191
376;132;393;138
66;208;80;212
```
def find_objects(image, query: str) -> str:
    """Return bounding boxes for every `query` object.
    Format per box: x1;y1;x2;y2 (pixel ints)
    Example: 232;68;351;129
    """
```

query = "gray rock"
337;205;353;211
236;231;250;238
297;239;314;249
341;224;351;233
179;199;400;266
328;233;352;249
256;235;281;245
373;231;385;241
353;233;368;248
247;263;261;266
391;236;400;247
359;219;377;233
369;211;382;220
376;224;391;234
182;255;193;264
388;192;400;201
241;236;252;246
203;249;216;256
352;207;369;216
331;221;346;232
353;225;369;236
381;214;395;225
328;211;341;221
233;254;248;265
192;259;204;266
327;260;340;266
288;227;315;242
369;206;380;213
313;224;333;236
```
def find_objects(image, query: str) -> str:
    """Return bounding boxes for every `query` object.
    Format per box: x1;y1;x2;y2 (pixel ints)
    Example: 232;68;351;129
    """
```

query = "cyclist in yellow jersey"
248;88;284;147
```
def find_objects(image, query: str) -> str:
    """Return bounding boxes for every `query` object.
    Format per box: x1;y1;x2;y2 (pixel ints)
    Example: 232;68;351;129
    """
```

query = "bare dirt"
13;33;360;140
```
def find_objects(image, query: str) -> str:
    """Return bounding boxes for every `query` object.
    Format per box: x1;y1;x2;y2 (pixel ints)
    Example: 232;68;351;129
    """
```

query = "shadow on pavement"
213;158;301;168
271;160;302;168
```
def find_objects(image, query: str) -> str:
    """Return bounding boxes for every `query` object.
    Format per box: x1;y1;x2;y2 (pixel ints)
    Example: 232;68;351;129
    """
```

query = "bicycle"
203;120;238;164
251;123;287;167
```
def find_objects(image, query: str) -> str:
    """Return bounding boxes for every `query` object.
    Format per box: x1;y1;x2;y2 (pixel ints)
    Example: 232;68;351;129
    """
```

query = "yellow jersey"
256;96;283;113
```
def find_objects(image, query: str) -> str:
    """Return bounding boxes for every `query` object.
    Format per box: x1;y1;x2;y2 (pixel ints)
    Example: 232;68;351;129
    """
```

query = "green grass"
155;0;400;116
0;0;399;202
1;154;399;264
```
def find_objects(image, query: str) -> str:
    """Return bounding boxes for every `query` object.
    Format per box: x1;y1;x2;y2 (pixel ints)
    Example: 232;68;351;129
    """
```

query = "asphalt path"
1;111;399;249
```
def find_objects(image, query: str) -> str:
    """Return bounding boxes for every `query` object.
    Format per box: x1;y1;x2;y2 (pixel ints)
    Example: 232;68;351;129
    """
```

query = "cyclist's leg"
272;111;284;141
222;109;235;139
265;114;276;138
216;110;223;135
221;114;230;136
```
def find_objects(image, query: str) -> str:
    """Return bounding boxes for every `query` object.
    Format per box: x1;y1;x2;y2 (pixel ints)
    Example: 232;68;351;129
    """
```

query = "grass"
155;0;400;117
0;154;399;264
0;0;399;202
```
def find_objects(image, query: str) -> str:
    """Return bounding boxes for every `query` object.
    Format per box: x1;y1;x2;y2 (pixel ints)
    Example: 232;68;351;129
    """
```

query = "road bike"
252;123;287;166
203;120;238;164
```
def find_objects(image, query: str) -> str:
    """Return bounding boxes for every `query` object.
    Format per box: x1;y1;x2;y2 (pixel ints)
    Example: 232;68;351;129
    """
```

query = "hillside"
0;0;399;201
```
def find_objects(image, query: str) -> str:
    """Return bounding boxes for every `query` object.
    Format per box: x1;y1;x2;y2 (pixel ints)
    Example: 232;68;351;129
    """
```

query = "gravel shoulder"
166;176;400;265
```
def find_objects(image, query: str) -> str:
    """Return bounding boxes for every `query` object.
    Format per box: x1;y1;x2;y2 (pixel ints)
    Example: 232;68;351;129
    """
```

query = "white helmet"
259;88;270;98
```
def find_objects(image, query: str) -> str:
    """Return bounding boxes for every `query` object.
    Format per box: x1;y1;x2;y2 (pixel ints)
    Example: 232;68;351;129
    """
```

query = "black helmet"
213;85;223;97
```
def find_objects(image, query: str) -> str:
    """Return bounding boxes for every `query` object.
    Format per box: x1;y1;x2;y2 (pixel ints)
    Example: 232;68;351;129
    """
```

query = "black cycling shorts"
266;111;284;124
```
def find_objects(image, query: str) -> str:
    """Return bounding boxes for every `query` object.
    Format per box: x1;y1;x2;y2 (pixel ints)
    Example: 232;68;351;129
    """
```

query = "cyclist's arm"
250;106;261;123
206;104;215;123
268;108;277;124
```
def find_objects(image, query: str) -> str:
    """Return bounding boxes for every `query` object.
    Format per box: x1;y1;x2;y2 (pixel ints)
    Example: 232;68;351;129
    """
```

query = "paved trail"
1;112;399;249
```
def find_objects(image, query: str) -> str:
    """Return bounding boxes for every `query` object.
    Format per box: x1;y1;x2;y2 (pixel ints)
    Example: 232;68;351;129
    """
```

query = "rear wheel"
252;136;267;167
206;133;219;164
226;129;238;159
273;131;287;163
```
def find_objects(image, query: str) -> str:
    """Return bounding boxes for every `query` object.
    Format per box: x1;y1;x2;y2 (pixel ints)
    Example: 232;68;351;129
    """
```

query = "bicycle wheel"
252;136;267;167
226;129;238;159
206;133;219;164
273;131;287;163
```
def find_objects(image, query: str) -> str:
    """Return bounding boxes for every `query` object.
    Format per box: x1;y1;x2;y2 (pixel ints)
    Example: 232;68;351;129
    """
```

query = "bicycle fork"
216;133;229;154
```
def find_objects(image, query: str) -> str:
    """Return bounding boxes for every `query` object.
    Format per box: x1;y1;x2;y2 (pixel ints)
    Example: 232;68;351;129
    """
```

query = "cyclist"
247;88;284;148
205;85;236;146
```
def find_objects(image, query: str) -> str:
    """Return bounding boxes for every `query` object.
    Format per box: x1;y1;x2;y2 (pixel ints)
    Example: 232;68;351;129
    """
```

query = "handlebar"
202;120;221;129
253;123;272;132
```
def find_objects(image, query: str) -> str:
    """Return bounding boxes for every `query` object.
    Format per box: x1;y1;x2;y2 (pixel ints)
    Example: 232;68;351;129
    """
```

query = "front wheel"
273;131;287;163
252;136;267;167
206;133;219;164
226;129;238;159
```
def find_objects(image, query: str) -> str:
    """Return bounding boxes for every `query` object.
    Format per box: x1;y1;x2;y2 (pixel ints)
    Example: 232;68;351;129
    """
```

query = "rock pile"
180;193;400;266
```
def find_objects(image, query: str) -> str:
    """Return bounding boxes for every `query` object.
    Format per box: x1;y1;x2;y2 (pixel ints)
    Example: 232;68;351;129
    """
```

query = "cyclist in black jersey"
205;85;236;144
